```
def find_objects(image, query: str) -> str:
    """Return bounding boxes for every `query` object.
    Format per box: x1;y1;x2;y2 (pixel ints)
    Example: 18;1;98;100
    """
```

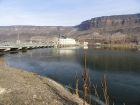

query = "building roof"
58;36;74;39
58;36;66;39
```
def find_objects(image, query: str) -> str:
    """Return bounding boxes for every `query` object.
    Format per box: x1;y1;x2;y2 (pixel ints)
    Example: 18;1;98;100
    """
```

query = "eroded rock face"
77;13;140;30
76;14;140;42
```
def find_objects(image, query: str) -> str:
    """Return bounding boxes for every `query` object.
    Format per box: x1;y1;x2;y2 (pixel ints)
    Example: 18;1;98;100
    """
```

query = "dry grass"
100;74;109;105
74;70;79;97
82;52;88;105
81;52;110;105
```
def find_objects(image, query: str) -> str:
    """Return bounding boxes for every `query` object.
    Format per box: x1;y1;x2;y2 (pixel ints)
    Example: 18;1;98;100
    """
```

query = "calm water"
2;47;140;105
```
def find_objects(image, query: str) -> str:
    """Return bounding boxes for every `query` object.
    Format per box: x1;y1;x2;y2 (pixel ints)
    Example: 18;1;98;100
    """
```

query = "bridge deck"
0;44;55;52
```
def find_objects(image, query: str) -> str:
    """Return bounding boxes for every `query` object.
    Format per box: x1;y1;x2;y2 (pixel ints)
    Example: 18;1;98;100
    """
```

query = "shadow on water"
78;53;140;73
76;46;140;73
0;54;4;57
9;50;28;54
88;46;139;52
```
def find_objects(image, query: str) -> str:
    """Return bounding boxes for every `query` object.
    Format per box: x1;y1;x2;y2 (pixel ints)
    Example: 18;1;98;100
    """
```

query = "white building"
83;42;88;46
53;36;76;45
16;40;20;44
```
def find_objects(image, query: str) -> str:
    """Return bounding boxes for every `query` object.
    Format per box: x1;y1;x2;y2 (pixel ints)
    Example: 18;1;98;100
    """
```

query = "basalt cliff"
0;13;140;44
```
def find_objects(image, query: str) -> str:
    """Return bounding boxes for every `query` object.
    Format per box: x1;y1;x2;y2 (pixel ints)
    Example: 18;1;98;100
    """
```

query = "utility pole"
39;38;41;44
30;37;32;44
15;28;21;44
16;33;20;44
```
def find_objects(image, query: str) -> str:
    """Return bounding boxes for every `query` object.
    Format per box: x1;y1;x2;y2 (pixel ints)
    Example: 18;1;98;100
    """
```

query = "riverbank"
88;43;140;51
104;43;139;48
0;61;85;105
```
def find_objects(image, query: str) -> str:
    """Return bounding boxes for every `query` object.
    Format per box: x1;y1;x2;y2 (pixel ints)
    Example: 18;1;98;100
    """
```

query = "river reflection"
3;47;140;105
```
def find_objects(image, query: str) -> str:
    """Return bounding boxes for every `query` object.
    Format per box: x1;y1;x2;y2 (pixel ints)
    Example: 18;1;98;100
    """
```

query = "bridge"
0;43;56;52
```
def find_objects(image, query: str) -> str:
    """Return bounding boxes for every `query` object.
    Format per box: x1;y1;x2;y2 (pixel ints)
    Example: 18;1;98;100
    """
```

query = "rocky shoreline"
0;63;85;105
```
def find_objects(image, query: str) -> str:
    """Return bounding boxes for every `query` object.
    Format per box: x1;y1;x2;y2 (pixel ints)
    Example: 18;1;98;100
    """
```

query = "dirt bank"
0;63;85;105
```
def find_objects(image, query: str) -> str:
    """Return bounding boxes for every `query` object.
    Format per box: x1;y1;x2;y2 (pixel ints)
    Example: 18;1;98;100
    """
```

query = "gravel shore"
0;63;85;105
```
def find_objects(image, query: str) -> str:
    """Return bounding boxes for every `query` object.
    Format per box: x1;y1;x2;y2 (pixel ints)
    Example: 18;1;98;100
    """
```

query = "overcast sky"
0;0;140;26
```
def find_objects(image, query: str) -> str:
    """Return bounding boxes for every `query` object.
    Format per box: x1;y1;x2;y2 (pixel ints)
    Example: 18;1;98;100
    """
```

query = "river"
2;46;140;105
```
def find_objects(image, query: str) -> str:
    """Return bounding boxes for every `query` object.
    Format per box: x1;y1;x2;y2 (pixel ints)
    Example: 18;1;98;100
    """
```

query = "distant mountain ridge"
75;13;140;44
0;26;74;42
0;13;140;43
77;13;140;30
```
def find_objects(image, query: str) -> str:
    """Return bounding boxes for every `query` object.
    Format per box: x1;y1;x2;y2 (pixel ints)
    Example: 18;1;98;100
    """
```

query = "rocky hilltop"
77;13;140;30
0;13;140;44
0;26;74;42
75;13;140;44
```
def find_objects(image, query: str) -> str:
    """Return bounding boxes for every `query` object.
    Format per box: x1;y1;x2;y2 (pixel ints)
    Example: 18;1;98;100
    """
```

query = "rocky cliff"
77;13;140;30
75;13;140;44
0;13;140;44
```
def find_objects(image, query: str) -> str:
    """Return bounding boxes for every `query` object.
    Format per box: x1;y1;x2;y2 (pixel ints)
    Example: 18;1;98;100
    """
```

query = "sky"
0;0;140;26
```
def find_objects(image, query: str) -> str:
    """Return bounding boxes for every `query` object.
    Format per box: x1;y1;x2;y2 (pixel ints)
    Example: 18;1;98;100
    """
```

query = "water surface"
3;47;140;105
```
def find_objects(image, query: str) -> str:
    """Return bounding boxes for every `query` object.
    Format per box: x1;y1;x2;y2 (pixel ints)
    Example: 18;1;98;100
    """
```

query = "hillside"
0;26;75;42
0;59;84;105
76;13;140;44
0;13;140;44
